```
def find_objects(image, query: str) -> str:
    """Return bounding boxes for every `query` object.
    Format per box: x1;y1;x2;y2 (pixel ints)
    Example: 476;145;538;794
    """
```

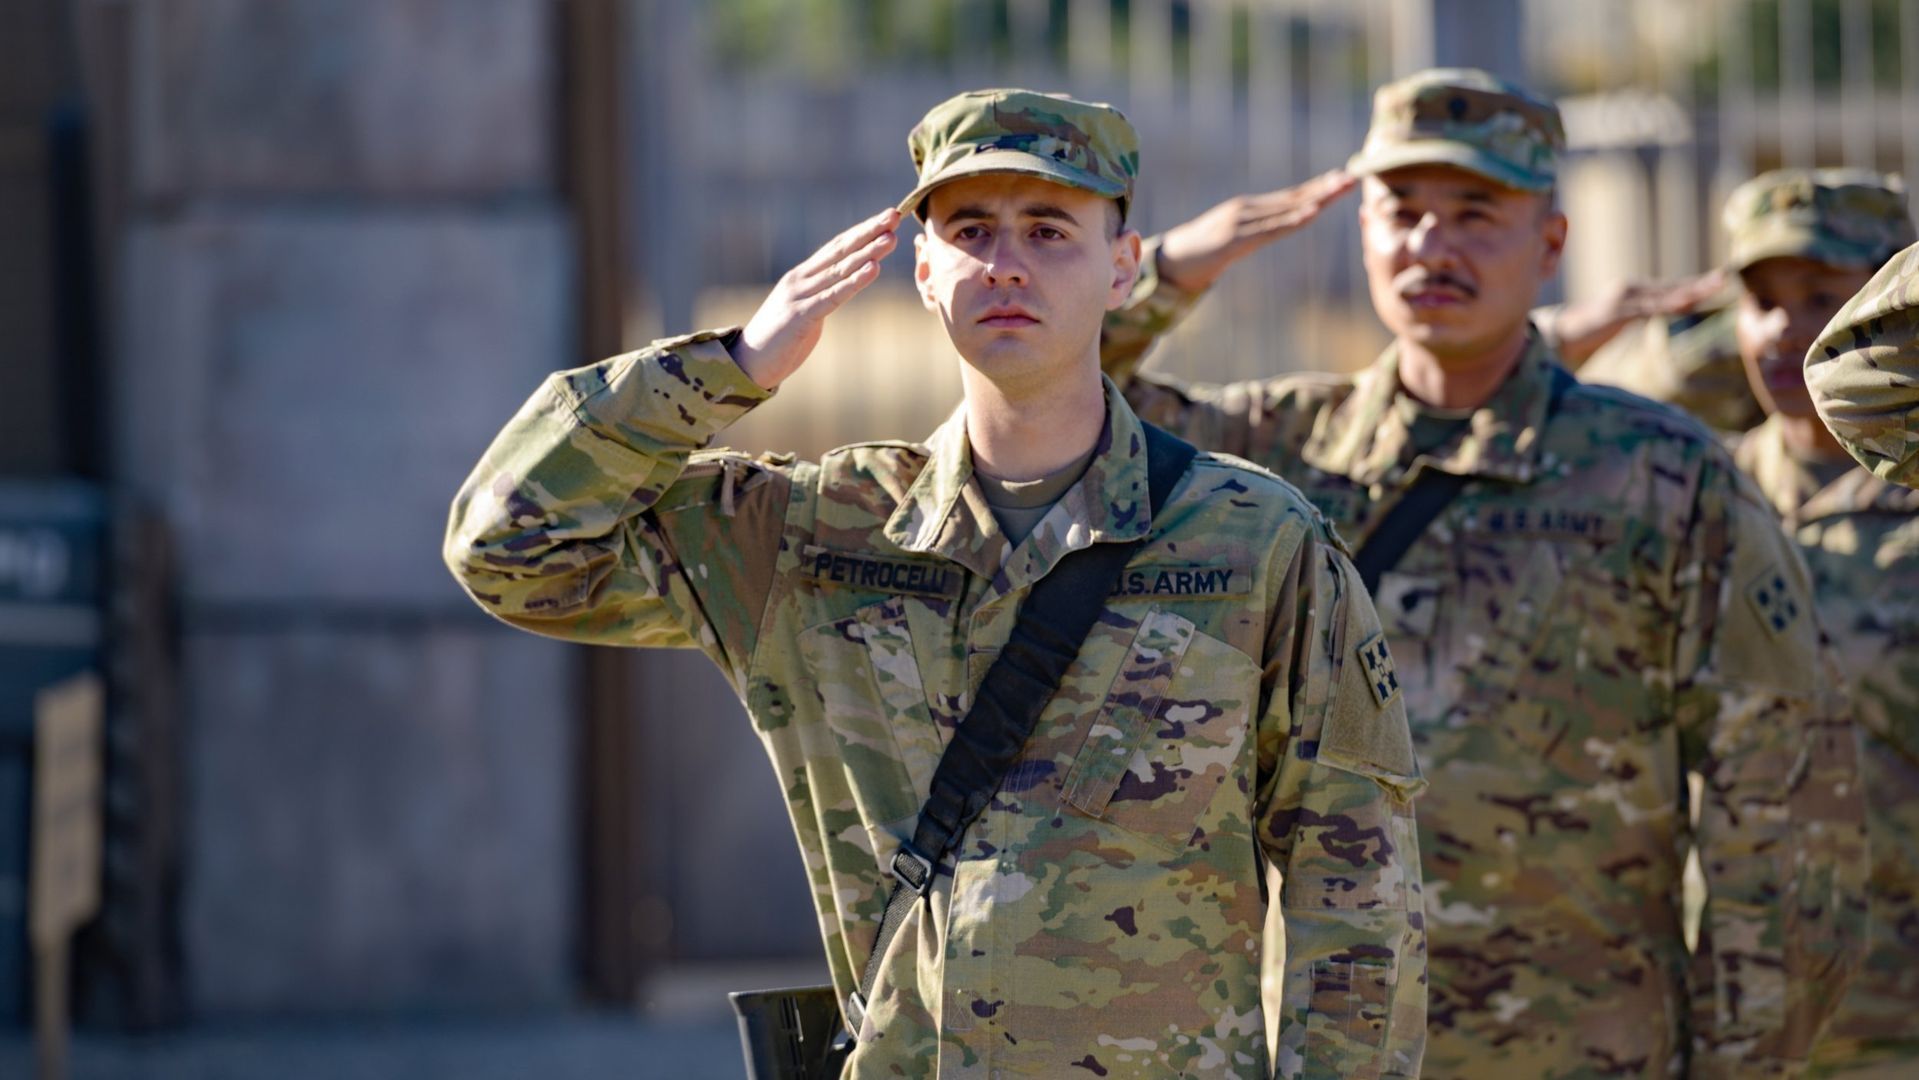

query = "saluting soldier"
1716;168;1919;1080
445;89;1427;1078
1096;68;1868;1078
1808;239;1919;489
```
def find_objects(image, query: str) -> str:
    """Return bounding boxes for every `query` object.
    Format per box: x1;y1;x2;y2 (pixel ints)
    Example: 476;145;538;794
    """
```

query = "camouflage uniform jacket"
1101;278;1867;1078
1732;418;1919;1075
1571;307;1764;434
443;329;1430;1079
1808;242;1919;488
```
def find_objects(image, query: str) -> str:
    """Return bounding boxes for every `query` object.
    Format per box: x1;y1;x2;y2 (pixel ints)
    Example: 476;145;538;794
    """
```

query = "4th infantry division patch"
1355;632;1400;708
1745;564;1803;638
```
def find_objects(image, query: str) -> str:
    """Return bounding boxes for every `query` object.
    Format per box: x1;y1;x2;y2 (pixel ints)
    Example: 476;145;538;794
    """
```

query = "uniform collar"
1733;415;1827;521
884;375;1155;585
1303;328;1564;488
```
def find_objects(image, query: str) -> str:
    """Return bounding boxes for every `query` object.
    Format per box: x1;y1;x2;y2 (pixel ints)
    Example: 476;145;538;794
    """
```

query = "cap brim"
898;152;1128;219
1728;226;1886;274
1345;140;1554;193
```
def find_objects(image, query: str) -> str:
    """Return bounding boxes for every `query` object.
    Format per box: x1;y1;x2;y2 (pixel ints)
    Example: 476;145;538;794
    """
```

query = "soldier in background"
1808;240;1919;488
1097;67;1868;1078
1716;169;1919;1079
445;89;1428;1078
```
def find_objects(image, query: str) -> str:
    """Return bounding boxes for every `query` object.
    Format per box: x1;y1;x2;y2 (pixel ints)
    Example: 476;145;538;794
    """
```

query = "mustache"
1397;270;1478;299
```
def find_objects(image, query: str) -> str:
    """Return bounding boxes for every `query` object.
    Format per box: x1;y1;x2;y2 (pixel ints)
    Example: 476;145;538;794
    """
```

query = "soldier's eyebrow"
1380;182;1501;207
942;204;1083;226
1020;204;1082;226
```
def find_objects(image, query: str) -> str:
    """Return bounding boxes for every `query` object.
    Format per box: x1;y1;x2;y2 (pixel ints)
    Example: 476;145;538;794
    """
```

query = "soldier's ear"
1107;227;1142;310
1538;205;1568;278
914;232;939;311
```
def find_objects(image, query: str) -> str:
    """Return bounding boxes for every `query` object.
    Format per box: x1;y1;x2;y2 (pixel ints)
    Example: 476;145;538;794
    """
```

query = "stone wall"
109;0;577;1016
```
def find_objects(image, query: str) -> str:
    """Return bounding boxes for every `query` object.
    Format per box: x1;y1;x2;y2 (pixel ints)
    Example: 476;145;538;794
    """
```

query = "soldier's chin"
1389;310;1476;348
958;337;1049;377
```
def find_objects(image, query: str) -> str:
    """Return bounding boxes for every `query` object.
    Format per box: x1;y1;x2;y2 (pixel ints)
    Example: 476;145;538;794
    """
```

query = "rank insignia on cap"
1745;565;1803;638
1355;632;1401;708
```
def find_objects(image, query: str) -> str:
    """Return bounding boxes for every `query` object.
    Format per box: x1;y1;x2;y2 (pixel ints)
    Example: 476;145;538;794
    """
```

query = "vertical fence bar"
1716;0;1754;261
1248;1;1294;184
1654;4;1702;277
1904;0;1919;188
1840;0;1876;168
1779;0;1815;167
1191;0;1236;165
1068;0;1113;88
1128;0;1176;230
1008;0;1052;82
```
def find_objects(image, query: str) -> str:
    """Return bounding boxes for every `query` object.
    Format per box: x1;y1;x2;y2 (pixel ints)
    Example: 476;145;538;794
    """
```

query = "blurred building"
1;0;1917;1036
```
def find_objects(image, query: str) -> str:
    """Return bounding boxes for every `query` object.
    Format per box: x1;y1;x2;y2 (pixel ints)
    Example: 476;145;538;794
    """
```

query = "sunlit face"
916;174;1139;394
1358;164;1565;365
1735;256;1877;419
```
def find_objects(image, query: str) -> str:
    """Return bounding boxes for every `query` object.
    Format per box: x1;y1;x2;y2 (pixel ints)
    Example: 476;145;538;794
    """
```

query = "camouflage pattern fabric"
1345;68;1564;193
1808;242;1919;487
1097;295;1869;1076
1723;170;1916;275
900;88;1141;222
1730;419;1919;1079
1572;308;1764;434
444;332;1430;1078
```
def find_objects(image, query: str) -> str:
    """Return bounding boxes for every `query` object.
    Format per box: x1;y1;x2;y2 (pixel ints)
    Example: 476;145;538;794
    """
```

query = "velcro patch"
1355;632;1401;708
1466;504;1621;543
1109;564;1252;599
800;546;962;599
1745;564;1803;638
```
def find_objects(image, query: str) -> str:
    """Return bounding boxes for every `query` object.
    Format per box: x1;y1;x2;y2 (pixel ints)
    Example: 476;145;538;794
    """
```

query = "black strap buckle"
843;990;867;1038
890;845;935;898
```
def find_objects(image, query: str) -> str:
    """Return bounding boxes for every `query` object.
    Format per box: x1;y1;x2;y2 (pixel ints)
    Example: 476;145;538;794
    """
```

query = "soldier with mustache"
1097;68;1868;1078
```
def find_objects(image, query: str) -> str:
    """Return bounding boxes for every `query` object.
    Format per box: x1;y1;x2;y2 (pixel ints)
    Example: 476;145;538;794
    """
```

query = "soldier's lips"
978;309;1039;327
1759;356;1808;393
1401;286;1473;308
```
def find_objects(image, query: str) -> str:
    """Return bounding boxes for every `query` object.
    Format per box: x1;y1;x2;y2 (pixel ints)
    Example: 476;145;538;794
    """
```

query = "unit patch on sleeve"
800;546;962;599
1745;563;1803;638
1355;632;1401;708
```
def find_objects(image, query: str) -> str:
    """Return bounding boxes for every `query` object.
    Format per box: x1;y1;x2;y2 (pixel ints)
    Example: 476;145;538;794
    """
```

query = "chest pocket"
797;596;946;832
1059;608;1258;853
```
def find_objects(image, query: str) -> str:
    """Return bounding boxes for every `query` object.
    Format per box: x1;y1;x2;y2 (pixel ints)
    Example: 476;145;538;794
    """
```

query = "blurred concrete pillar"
109;0;580;1017
1391;0;1527;83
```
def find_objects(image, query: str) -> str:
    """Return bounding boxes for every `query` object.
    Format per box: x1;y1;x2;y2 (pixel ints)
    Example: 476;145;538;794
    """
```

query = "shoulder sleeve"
1258;522;1428;1080
1671;453;1869;1074
443;328;796;683
1808;242;1919;487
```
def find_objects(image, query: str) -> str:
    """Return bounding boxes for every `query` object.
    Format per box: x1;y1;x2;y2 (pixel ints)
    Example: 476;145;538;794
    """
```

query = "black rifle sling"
1352;363;1576;594
845;423;1197;1036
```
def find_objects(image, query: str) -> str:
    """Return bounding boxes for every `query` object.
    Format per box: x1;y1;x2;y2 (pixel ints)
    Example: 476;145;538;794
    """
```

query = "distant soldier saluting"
445;89;1427;1078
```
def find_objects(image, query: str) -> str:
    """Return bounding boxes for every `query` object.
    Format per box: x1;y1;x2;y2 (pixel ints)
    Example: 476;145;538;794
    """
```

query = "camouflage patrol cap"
1723;168;1916;273
1346;68;1564;192
900;88;1139;222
